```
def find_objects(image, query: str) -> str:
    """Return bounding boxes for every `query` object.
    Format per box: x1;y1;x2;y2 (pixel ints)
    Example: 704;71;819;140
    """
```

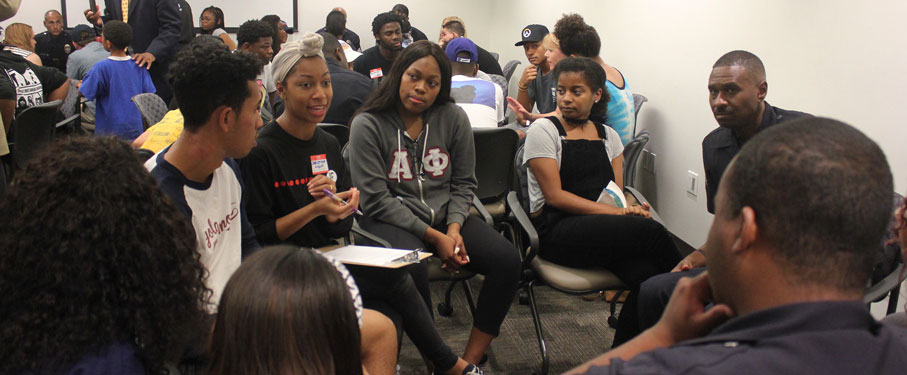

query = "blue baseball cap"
445;37;478;64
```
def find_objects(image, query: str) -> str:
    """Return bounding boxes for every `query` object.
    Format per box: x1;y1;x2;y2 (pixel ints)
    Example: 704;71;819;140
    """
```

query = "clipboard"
319;245;431;268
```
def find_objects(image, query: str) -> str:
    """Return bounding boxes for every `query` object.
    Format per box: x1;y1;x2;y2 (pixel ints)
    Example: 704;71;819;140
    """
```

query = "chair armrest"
350;220;391;248
473;195;493;226
507;191;540;269
865;263;906;303
624;186;664;226
55;114;79;129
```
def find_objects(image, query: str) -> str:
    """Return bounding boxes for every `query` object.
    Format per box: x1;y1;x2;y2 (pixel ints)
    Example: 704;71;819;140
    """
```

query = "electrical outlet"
642;150;656;172
687;170;698;198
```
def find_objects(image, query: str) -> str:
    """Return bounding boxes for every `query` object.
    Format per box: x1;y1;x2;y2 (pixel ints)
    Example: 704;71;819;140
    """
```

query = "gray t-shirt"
528;70;556;114
523;117;624;214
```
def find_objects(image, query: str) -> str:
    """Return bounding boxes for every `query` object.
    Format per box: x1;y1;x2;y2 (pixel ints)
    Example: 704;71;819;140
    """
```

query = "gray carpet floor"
396;276;620;375
396;235;694;375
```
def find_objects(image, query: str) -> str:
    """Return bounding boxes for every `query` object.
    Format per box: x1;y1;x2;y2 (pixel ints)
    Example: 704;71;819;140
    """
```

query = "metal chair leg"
526;280;549;375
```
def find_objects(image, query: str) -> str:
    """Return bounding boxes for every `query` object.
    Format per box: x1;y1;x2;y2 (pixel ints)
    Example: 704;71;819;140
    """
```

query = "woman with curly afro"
554;13;637;145
0;137;210;375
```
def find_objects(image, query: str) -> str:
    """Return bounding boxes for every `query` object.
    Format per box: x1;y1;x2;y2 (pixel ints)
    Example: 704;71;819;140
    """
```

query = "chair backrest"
317;123;350;148
60;80;81;118
131;93;168;129
632;93;648;136
473;128;518;202
513;143;531;213
502;59;522;84
10;100;62;169
487;74;508;100
622;130;649;189
489;51;500;61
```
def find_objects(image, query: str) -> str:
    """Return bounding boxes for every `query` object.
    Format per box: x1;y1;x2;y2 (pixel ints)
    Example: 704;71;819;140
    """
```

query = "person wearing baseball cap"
446;37;504;129
65;24;107;130
510;24;557;128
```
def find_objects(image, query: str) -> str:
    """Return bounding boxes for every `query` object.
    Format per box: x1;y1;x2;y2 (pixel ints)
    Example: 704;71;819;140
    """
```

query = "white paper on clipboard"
320;245;431;268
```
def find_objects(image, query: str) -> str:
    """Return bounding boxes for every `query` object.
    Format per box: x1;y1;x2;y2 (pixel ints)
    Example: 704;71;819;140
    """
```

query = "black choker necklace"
563;117;589;126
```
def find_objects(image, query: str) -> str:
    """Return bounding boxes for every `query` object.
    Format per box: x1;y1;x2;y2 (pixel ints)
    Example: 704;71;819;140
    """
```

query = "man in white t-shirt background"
445;37;504;129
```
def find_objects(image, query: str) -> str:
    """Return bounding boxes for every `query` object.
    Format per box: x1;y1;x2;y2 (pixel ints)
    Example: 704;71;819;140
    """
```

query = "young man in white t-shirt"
445;37;504;128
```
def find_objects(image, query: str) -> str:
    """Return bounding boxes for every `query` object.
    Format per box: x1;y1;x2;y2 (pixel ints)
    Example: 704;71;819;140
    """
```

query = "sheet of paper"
321;245;431;268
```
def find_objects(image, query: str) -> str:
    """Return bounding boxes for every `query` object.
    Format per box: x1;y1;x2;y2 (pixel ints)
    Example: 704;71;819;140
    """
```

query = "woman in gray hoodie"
349;40;520;369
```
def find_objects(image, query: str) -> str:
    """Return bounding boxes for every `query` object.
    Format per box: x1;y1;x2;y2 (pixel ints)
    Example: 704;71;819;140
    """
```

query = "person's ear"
757;81;767;101
276;80;286;100
214;105;233;132
239;42;249;52
593;88;603;103
471;65;478;76
729;206;758;254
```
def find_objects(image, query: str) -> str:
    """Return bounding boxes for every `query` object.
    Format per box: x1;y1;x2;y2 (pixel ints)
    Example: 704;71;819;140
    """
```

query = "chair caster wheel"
607;316;618;327
518;290;530;305
437;302;453;317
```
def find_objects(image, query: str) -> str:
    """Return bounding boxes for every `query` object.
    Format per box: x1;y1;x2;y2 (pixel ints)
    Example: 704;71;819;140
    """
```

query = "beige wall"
488;0;907;248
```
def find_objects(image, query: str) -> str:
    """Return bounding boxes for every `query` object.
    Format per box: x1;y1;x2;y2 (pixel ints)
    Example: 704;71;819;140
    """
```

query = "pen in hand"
322;188;364;216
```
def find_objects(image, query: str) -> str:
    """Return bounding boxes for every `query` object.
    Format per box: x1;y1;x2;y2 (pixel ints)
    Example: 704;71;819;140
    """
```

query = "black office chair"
631;94;648;137
8;100;62;170
433;128;521;317
131;93;168;129
317;123;350;148
509;142;669;375
622;131;649;189
865;192;906;314
55;80;85;135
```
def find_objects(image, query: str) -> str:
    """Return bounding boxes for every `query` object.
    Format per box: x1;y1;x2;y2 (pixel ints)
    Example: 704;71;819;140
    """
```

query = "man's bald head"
43;10;63;36
333;7;347;19
713;50;766;84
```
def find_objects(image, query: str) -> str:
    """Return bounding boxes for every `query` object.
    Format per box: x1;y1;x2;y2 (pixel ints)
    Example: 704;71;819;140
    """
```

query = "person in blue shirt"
80;20;155;141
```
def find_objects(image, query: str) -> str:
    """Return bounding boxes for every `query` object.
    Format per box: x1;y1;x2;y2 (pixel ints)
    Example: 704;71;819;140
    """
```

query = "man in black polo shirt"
438;18;502;76
352;12;403;85
318;32;371;126
635;51;812;333
702;50;810;214
391;4;427;43
570;117;907;375
35;10;75;73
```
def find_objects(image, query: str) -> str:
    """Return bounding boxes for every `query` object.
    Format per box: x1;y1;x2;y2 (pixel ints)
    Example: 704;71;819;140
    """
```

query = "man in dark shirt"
438;18;503;76
317;7;361;51
570;117;907;375
702;50;810;214
318;32;371;126
392;4;427;42
176;0;194;52
35;10;75;73
636;50;812;333
352;12;403;85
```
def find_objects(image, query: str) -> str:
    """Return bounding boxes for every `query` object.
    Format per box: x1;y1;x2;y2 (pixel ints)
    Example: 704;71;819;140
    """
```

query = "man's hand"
649;271;733;345
133;52;156;69
84;9;102;27
672;249;706;272
518;65;538;89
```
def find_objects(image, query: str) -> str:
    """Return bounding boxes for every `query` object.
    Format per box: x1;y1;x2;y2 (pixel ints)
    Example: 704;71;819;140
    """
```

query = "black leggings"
345;264;459;371
360;215;522;337
534;211;682;346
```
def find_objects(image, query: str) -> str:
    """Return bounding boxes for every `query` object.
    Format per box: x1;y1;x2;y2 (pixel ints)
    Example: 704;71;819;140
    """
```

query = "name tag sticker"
370;68;384;79
311;154;329;174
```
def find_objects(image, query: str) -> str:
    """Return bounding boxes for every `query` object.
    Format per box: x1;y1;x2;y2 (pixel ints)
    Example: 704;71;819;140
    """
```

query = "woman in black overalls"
524;57;682;346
